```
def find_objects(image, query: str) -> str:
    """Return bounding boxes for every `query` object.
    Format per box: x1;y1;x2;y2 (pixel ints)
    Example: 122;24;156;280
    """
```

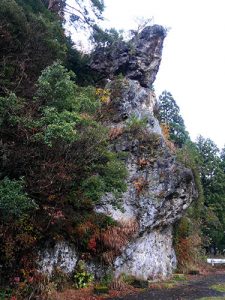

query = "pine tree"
158;90;189;147
196;136;225;252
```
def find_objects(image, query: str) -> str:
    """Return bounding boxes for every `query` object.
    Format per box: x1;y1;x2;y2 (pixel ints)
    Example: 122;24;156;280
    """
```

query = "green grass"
211;284;225;293
172;273;187;281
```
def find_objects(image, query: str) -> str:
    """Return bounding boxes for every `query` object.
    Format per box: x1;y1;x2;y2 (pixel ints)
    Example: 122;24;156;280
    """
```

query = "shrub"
74;271;94;289
36;62;100;114
80;158;127;204
73;261;94;289
34;107;80;146
81;175;106;203
126;115;148;133
101;159;127;195
0;93;24;126
0;177;37;221
36;62;77;111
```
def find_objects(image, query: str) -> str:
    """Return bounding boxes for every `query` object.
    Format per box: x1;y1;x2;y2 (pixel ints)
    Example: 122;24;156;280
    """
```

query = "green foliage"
101;159;127;194
0;60;128;285
172;274;186;281
34;107;80;146
16;0;47;13
66;38;98;86
36;62;76;111
0;288;12;299
73;261;94;289
94;284;109;295
81;155;127;203
196;136;220;185
74;86;101;114
0;177;37;221
52;0;104;26
36;62;100;113
91;0;105;14
0;93;24;126
74;271;94;289
176;136;225;255
81;175;106;203
211;283;225;293
174;141;205;272
158;90;189;147
0;0;66;97
125;115;148;133
195;136;225;252
176;140;204;213
91;25;123;47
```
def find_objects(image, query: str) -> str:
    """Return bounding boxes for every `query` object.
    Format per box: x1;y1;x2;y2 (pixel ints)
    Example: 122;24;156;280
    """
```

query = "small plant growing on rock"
96;88;111;104
125;115;148;136
73;261;94;289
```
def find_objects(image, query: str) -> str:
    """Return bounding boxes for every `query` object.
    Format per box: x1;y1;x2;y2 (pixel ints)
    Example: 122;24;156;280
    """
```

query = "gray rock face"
38;242;78;275
106;78;161;133
90;25;167;87
96;133;196;279
93;26;197;279
114;227;177;280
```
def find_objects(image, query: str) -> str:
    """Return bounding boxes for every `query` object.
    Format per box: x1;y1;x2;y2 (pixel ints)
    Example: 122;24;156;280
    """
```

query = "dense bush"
0;61;128;285
0;177;37;221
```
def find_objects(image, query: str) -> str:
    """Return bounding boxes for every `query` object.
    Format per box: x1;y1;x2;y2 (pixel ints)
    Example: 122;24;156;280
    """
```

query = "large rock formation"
39;25;197;280
90;25;167;87
92;25;197;280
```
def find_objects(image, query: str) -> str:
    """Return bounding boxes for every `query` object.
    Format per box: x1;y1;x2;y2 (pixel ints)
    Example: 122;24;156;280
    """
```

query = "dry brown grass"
100;219;139;264
133;177;149;195
160;123;176;153
109;126;123;140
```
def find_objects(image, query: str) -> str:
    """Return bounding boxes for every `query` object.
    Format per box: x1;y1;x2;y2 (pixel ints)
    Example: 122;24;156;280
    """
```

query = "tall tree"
196;136;225;252
158;90;189;147
221;146;225;172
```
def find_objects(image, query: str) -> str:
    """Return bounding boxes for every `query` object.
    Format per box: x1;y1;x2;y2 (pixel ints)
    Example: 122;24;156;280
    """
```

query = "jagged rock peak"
90;25;167;87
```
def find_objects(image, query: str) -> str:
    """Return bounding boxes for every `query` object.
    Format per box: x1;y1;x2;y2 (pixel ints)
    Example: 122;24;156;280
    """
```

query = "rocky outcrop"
92;25;197;279
40;25;197;280
90;25;167;88
94;78;196;279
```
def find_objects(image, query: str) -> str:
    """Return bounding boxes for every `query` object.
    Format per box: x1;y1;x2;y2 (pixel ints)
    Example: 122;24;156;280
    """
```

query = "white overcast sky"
102;0;225;149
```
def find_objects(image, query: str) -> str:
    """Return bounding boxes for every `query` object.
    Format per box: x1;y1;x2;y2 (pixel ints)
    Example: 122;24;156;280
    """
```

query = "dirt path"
108;273;225;300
